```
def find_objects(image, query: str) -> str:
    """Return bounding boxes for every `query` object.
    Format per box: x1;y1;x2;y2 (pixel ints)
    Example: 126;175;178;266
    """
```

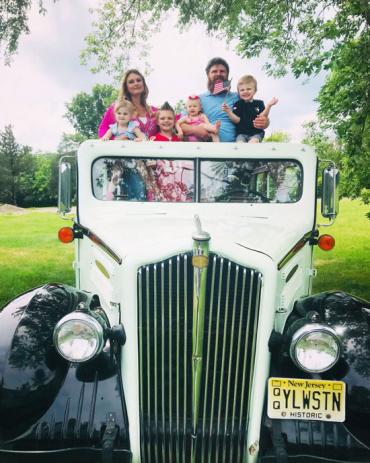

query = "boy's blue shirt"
200;91;239;142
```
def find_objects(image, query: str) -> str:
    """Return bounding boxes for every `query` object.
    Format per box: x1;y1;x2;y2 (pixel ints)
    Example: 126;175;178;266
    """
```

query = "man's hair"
238;75;258;92
205;57;229;75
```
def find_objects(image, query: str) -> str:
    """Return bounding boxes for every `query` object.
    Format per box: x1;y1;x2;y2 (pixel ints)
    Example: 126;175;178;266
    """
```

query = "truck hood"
81;211;311;265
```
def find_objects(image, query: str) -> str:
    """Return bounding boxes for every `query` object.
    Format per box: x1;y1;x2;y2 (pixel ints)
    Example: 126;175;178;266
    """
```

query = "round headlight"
290;323;341;373
53;312;105;362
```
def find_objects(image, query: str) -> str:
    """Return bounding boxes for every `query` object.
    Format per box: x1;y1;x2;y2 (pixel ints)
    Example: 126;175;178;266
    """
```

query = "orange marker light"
58;227;75;243
318;234;335;251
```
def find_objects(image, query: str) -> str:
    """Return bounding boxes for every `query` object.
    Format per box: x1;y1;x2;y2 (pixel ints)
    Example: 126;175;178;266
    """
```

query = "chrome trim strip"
161;262;166;461
216;261;232;459
237;270;255;463
277;231;312;270
183;254;188;463
145;266;151;462
207;257;224;463
138;268;145;462
176;256;180;463
201;255;217;463
222;264;239;463
230;268;247;463
168;258;173;459
78;224;122;264
153;264;159;463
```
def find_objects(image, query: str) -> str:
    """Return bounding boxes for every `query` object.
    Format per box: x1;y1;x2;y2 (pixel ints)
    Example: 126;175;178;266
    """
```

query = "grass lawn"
312;198;370;300
0;209;74;308
0;199;369;308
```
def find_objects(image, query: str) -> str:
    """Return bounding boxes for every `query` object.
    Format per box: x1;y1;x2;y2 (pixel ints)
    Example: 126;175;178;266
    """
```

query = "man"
181;57;269;142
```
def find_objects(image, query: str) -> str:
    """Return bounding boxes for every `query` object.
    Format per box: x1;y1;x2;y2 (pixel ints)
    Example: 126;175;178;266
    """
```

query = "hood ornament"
191;215;210;460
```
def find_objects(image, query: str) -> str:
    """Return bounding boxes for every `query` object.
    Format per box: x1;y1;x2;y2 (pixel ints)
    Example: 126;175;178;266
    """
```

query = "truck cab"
0;141;369;463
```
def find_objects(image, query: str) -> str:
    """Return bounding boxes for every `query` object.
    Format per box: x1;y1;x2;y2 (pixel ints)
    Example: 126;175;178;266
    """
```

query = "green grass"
312;198;370;300
0;210;74;307
0;199;369;308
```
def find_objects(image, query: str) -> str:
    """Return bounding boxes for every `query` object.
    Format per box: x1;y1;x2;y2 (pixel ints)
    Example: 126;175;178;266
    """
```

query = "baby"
101;100;146;141
176;95;220;142
222;75;278;143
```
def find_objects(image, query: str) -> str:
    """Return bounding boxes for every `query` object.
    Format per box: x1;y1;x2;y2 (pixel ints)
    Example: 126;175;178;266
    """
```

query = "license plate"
267;377;346;422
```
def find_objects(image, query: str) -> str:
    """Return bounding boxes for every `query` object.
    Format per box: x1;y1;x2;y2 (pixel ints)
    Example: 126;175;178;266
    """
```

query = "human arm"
221;102;240;124
134;127;147;142
175;120;184;140
98;105;115;138
259;97;278;118
101;128;113;141
180;123;209;139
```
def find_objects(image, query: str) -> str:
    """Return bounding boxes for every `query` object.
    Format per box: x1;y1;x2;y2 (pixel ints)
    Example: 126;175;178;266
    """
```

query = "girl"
176;95;221;142
150;102;180;142
98;69;158;139
101;100;146;141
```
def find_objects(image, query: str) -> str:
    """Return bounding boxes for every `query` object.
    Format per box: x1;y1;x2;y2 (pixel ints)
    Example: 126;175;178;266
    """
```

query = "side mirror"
321;165;339;220
58;161;72;215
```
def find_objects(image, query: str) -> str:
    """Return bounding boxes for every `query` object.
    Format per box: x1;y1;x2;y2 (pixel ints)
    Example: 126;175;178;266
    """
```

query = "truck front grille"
138;252;262;463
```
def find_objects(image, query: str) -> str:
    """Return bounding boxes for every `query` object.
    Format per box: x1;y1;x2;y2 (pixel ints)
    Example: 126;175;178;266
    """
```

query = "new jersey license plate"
267;377;346;422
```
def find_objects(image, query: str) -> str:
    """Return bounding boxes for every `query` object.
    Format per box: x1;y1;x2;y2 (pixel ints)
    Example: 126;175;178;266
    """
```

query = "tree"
65;84;118;138
0;125;33;205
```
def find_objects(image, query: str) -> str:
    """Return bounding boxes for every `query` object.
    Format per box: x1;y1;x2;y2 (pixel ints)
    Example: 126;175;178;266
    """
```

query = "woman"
98;69;158;139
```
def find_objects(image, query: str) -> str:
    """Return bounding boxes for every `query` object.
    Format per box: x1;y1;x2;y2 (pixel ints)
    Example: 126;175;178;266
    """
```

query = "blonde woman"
98;69;158;139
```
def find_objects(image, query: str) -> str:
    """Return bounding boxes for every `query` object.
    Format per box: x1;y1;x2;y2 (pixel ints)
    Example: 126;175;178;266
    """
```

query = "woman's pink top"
98;104;158;139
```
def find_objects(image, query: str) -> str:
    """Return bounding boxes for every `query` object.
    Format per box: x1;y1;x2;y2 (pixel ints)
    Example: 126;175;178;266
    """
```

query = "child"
222;75;278;143
101;100;146;141
150;102;180;142
176;95;221;142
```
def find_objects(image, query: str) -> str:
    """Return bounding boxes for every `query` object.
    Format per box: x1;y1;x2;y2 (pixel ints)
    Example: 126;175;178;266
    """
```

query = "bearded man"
181;57;269;142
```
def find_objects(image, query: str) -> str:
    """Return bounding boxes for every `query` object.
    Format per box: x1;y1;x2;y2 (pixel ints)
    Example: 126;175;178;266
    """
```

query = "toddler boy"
222;75;278;143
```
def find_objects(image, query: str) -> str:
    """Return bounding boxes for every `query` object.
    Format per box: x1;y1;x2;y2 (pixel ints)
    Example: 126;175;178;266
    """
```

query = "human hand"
268;97;279;107
253;114;269;129
177;130;184;140
101;134;110;141
221;102;231;113
135;137;145;142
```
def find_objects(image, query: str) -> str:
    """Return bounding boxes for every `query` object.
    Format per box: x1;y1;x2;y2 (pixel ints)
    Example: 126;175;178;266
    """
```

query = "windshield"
92;157;302;203
200;160;302;203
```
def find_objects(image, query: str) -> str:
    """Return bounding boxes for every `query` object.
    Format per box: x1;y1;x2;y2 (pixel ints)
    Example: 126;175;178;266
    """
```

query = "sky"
0;0;326;152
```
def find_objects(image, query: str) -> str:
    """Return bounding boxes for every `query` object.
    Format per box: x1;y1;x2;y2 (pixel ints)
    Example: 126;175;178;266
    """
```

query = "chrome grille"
138;252;262;463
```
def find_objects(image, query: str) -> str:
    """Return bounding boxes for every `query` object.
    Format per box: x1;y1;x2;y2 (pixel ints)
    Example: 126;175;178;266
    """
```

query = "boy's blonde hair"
114;99;135;116
238;75;258;92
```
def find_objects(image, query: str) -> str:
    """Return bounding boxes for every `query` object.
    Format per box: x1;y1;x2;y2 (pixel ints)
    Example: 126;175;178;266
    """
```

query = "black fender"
0;284;131;462
260;291;370;462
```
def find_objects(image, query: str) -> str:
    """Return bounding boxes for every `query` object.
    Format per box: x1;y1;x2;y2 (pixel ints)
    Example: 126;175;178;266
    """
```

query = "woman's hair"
118;69;150;113
238;75;258;91
114;99;135;116
155;102;175;122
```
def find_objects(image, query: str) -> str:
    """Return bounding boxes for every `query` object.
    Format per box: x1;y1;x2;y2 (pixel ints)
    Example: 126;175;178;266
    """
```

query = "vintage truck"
0;141;369;463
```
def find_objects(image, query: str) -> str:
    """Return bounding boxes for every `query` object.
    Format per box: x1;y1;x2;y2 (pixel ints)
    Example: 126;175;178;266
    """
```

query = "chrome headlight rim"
53;311;105;363
290;323;341;373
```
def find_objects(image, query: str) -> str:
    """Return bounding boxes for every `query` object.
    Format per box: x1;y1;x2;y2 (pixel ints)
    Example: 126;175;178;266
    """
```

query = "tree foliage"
0;0;56;63
65;83;118;138
0;125;61;207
